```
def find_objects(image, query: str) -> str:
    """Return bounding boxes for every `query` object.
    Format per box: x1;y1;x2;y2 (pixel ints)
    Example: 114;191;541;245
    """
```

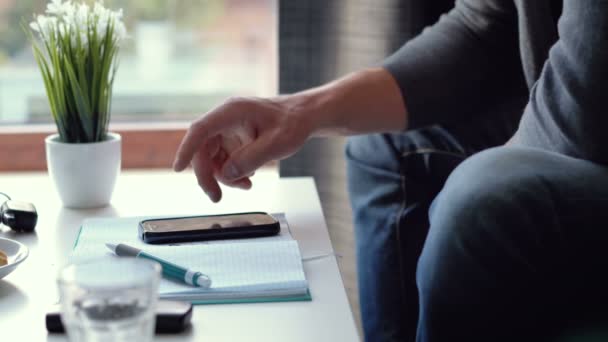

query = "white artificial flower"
93;3;107;41
45;0;62;14
31;15;58;42
29;20;40;32
75;3;88;32
111;8;128;43
30;0;126;49
57;21;66;37
46;0;72;17
61;2;76;27
114;22;127;43
93;1;106;17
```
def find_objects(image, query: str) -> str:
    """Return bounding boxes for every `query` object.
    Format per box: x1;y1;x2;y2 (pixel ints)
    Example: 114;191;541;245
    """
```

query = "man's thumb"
220;135;278;181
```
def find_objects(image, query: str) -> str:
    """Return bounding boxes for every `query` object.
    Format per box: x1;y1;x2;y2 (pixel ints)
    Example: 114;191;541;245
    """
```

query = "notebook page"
153;240;307;295
70;215;308;297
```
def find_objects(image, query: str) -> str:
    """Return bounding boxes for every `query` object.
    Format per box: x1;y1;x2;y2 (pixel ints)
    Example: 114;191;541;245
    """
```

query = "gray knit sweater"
384;0;608;164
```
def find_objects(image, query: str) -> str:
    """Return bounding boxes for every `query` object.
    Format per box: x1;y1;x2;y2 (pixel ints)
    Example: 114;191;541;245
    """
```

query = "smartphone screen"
141;213;277;233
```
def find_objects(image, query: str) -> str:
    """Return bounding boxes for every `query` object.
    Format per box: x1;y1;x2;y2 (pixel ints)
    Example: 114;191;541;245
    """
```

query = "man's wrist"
275;86;336;138
276;67;409;138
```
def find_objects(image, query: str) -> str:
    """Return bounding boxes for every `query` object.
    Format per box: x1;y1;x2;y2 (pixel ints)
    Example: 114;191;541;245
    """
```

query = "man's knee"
416;147;567;339
418;147;557;287
429;147;552;227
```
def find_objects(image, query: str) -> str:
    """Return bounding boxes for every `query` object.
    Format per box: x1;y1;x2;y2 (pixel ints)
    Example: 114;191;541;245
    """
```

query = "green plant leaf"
25;4;123;143
63;61;95;142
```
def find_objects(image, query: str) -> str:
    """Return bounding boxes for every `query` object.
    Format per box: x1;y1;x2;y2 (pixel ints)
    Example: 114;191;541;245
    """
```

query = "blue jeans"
346;112;608;340
346;125;480;342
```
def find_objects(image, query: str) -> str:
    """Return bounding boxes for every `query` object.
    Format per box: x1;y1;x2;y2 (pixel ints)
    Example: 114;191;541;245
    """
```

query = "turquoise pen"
105;243;212;288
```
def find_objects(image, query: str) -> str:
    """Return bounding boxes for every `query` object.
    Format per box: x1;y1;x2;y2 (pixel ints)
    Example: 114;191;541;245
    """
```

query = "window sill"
0;122;189;171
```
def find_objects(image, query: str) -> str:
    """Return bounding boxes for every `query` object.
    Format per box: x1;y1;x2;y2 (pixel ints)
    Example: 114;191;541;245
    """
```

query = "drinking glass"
58;258;161;342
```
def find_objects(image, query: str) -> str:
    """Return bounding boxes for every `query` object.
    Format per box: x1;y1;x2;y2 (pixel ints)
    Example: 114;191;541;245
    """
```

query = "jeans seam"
401;148;467;159
395;164;408;332
395;146;466;338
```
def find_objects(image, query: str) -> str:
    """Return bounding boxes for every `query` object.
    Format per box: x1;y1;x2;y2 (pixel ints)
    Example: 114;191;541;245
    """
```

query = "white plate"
0;238;29;280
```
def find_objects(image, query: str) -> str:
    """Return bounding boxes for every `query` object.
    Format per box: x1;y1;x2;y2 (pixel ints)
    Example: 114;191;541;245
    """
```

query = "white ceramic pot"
45;132;121;208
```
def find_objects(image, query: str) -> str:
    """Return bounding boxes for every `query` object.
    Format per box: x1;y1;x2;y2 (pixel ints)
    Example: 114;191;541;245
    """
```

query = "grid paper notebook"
70;214;311;304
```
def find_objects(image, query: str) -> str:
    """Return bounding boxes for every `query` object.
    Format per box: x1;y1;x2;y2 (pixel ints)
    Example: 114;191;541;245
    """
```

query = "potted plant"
27;0;127;208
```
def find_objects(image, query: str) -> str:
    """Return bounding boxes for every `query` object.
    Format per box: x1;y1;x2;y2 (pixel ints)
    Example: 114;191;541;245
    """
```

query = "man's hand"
173;68;408;203
173;96;313;202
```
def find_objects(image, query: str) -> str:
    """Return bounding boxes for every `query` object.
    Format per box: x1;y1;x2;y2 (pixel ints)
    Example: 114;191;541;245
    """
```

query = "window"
0;0;277;171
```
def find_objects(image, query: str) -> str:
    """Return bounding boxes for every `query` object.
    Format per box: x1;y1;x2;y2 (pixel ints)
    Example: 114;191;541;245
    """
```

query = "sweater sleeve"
513;0;608;163
383;0;525;129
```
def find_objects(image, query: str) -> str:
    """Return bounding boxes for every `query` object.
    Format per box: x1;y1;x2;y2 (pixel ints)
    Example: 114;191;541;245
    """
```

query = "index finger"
173;99;249;171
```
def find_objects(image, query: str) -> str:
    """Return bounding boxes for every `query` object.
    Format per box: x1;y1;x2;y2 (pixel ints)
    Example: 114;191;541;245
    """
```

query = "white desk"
0;170;359;341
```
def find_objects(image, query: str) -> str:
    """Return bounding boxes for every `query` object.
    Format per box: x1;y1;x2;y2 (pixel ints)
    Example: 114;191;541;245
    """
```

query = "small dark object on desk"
1;200;38;232
46;300;193;334
139;212;280;244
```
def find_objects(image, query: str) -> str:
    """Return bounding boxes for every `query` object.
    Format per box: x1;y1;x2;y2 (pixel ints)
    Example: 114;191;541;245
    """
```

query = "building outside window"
0;0;277;126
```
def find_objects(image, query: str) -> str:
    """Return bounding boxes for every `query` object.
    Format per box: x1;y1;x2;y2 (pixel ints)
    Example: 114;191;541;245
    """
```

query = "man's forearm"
280;68;408;137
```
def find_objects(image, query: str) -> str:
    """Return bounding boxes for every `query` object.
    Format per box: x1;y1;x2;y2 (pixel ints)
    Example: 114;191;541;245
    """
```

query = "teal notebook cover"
71;214;312;305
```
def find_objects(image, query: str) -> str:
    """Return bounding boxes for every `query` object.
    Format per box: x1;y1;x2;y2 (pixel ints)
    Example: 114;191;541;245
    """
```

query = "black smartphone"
139;212;280;244
46;300;192;334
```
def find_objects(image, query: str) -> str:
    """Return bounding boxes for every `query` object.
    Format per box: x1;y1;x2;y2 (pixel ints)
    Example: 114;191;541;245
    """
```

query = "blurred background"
0;0;277;125
0;0;456;335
